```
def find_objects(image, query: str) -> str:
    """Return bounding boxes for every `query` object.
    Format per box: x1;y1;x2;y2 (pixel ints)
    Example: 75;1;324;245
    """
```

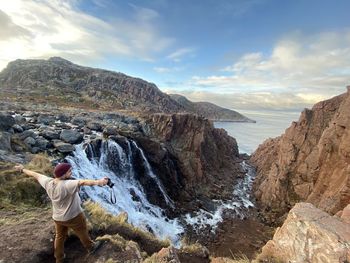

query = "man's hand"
14;164;24;173
98;177;109;186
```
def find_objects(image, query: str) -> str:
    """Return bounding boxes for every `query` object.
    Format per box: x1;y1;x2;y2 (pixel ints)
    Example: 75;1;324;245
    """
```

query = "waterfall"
66;140;183;242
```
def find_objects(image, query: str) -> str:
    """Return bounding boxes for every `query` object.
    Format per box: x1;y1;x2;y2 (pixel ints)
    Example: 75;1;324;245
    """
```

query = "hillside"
0;57;251;121
169;94;255;122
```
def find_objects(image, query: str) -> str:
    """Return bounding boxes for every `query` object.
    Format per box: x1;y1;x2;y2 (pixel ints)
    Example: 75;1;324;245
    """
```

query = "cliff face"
169;94;255;122
251;87;350;221
142;113;241;201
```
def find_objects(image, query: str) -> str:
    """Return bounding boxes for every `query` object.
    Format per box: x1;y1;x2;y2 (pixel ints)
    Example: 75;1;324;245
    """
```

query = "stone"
257;203;350;263
0;113;15;131
13;124;24;133
0;132;12;151
24;136;36;146
103;126;119;136
87;121;102;131
60;129;83;144
53;140;75;153
41;129;60;140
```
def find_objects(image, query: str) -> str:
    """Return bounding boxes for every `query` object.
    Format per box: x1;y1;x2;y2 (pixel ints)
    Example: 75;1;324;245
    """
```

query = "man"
14;162;109;263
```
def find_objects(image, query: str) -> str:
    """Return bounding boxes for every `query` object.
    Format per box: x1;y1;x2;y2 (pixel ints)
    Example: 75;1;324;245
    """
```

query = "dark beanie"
54;163;72;178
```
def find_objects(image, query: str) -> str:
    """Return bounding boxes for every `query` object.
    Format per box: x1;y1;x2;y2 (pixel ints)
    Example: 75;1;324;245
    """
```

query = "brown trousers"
54;212;93;263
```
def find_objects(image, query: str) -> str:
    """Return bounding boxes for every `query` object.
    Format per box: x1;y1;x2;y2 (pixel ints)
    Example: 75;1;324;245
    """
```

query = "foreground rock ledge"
257;202;350;263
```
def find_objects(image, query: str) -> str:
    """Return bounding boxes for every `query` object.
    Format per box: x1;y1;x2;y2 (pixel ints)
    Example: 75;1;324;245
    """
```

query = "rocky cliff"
0;57;250;121
169;94;255;122
251;87;350;223
257;202;350;263
139;113;242;204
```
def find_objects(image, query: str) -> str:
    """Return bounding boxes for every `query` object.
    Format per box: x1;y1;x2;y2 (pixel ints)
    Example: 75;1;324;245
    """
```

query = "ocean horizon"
215;109;302;155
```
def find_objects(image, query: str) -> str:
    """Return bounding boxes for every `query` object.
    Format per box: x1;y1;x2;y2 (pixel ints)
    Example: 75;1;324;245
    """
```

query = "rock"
143;113;241;201
41;129;60;140
18;130;37;140
24;136;36;146
14;115;26;124
60;129;83;144
35;137;49;150
87;122;102;131
0;132;12;151
37;114;55;125
13;124;24;133
72;117;86;127
257;203;350;263
251;88;350;221
151;246;181;263
103;126;119;136
0;113;15;131
53;140;75;153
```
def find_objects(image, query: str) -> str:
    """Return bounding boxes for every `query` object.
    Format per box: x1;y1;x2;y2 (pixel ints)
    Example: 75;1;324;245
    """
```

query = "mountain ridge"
0;57;252;122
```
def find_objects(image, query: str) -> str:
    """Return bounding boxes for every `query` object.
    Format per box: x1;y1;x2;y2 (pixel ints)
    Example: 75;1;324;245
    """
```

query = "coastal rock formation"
169;94;255;122
142;113;241;201
257;203;350;263
0;57;251;121
251;87;350;221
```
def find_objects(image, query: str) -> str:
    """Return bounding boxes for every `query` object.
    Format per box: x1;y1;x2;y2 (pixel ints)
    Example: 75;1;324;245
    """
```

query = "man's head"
54;163;72;179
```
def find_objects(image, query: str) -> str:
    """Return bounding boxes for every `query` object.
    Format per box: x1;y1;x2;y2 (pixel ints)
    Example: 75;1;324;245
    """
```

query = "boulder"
87;122;103;131
53;140;75;153
0;132;12;151
103;126;119;136
0;113;15;131
257;203;350;263
37;114;55;125
41;129;60;140
60;129;83;144
13;124;24;133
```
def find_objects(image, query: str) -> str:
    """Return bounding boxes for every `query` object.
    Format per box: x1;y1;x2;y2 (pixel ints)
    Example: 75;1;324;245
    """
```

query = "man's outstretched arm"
14;164;44;181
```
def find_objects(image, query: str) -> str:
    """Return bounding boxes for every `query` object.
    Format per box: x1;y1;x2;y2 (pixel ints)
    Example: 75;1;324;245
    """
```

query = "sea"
214;109;302;155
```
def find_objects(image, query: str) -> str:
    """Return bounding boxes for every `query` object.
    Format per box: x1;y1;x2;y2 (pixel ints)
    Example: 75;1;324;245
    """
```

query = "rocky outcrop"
169;94;255;122
257;203;350;263
142;113;241;202
251;87;350;222
0;57;251;121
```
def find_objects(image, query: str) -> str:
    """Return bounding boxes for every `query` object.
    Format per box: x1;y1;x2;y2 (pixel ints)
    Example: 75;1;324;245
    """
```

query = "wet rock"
18;130;37;140
103;126;119;136
0;132;12;151
37;114;55;125
53;140;75;153
60;129;83;144
41;129;60;140
257;203;350;263
87;122;102;131
0;113;15;131
13;124;24;133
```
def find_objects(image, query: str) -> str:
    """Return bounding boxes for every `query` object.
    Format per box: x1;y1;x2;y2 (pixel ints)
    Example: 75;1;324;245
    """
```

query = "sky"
0;0;350;111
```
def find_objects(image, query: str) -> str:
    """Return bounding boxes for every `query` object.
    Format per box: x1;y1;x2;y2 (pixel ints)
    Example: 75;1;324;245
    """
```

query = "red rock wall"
251;87;350;221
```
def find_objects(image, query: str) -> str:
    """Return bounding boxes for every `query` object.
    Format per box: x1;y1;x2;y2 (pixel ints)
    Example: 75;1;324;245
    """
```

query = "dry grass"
84;201;170;255
0;154;53;209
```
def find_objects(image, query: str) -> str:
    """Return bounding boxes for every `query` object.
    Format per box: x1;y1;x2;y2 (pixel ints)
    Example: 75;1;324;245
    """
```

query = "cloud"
0;0;174;69
153;66;184;73
187;30;350;109
166;47;195;62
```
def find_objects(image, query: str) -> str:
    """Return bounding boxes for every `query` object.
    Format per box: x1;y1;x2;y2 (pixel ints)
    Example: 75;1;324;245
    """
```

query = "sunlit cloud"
0;0;174;69
181;30;350;110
